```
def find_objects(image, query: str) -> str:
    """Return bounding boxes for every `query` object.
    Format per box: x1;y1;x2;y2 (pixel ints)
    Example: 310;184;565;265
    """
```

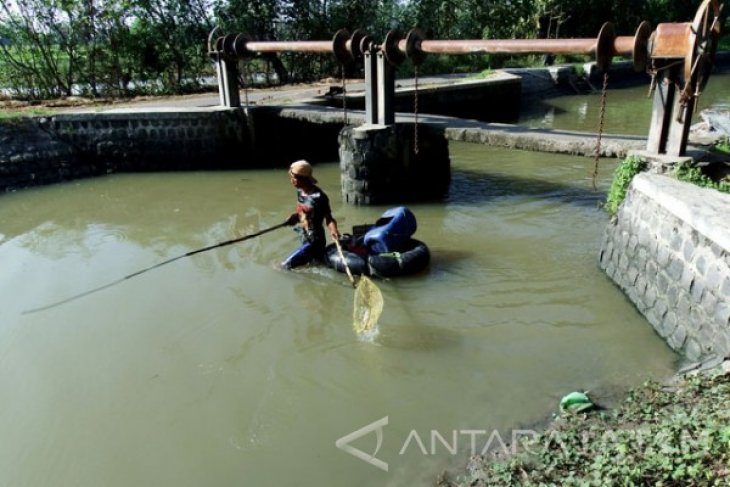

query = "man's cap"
289;160;317;183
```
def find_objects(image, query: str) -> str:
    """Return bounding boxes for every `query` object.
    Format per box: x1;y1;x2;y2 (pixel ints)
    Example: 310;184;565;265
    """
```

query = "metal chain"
341;64;348;125
414;65;419;155
647;60;658;98
240;62;250;110
591;72;609;190
647;72;657;98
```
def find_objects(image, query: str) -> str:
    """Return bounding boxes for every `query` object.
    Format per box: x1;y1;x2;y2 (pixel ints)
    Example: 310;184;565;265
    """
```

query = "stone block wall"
47;108;249;172
246;106;344;165
0;108;250;192
0;118;78;190
599;173;730;361
339;123;450;205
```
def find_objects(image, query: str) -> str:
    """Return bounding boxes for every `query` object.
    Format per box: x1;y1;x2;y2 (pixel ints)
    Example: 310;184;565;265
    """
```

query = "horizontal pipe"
400;37;636;56
417;39;596;55
613;36;636;55
651;23;692;58
245;40;334;53
241;34;642;59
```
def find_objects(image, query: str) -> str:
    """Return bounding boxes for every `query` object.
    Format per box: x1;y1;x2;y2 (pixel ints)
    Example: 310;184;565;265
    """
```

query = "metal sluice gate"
209;0;723;157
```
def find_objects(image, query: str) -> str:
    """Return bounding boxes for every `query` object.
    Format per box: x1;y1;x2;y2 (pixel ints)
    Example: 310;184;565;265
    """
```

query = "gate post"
364;51;379;125
376;51;396;126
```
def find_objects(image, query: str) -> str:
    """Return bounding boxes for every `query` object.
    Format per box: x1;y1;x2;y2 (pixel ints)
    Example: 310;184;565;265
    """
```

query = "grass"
469;68;496;79
604;147;730;218
674;160;730;194
0;108;56;119
604;155;647;217
445;370;730;486
715;138;730;154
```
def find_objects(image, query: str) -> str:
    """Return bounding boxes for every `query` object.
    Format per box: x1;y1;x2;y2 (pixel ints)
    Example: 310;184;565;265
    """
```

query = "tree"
0;0;88;97
212;0;289;83
131;0;214;93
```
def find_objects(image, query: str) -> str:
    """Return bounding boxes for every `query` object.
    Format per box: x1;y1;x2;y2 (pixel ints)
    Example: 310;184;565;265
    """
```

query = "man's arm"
326;215;340;240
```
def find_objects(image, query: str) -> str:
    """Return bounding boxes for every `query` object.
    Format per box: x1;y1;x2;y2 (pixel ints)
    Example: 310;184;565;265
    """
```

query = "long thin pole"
22;221;289;314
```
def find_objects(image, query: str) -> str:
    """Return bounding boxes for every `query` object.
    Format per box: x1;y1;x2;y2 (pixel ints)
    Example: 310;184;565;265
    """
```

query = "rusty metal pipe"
397;37;636;56
412;39;596;55
613;36;636;55
652;22;692;58
245;40;335;53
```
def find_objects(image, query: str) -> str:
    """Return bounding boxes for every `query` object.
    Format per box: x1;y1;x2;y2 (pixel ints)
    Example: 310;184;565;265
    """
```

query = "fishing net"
353;276;384;334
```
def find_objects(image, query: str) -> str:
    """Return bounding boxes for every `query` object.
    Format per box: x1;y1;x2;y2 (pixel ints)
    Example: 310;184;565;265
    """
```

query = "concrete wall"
322;73;522;124
0;117;77;190
0;106;355;192
246;106;345;164
48;108;250;171
0;108;250;191
599;173;730;361
339;123;451;204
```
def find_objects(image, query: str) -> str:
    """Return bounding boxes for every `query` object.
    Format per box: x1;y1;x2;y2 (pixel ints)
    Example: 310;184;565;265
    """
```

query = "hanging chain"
240;62;250;110
647;60;658;98
341;64;348;125
591;72;609;191
413;65;419;155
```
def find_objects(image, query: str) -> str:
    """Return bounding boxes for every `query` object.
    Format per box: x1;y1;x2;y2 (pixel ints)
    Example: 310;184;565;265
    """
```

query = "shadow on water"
446;167;607;208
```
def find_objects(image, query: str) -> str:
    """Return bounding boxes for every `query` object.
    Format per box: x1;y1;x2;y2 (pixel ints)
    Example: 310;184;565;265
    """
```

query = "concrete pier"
338;123;450;204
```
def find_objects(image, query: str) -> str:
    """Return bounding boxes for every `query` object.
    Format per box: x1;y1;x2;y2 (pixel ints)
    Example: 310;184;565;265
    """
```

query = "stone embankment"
0;107;647;193
0;109;248;191
600;172;730;362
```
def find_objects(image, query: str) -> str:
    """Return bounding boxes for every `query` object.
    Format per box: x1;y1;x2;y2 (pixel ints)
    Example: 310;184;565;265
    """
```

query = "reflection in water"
577;100;588;123
448;167;605;207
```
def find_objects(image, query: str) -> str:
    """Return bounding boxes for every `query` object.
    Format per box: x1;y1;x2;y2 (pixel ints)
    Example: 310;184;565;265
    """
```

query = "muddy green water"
0;142;679;486
519;72;730;135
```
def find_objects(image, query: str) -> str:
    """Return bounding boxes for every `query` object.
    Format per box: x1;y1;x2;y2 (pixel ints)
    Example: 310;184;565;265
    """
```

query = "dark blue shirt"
295;186;331;247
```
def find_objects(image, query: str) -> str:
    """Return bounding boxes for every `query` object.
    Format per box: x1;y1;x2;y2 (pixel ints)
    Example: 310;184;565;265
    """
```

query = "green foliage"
453;373;730;486
468;68;495;79
605;155;647;217
0;0;212;98
720;34;730;52
715;138;730;154
674;163;730;194
0;108;54;119
0;0;721;98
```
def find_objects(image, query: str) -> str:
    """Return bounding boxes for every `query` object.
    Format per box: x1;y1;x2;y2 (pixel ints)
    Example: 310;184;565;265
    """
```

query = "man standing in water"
282;160;341;269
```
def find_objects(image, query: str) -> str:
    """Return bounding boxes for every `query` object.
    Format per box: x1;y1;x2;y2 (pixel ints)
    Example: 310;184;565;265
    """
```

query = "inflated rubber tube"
368;239;430;278
325;244;370;276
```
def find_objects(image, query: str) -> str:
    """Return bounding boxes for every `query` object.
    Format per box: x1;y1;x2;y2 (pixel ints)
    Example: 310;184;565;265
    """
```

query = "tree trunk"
266;54;289;84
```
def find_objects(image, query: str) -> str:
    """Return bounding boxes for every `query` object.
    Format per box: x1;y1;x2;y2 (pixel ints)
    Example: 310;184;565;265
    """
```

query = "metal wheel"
684;0;722;92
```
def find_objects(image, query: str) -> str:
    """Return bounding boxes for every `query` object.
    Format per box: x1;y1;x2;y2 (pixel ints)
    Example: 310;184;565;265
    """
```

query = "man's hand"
286;213;299;226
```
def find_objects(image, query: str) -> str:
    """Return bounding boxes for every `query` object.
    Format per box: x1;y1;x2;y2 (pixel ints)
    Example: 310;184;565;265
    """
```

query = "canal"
2;72;728;486
0;147;677;486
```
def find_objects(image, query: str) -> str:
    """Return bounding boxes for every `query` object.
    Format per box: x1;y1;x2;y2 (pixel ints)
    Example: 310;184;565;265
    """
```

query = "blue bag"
363;207;417;253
